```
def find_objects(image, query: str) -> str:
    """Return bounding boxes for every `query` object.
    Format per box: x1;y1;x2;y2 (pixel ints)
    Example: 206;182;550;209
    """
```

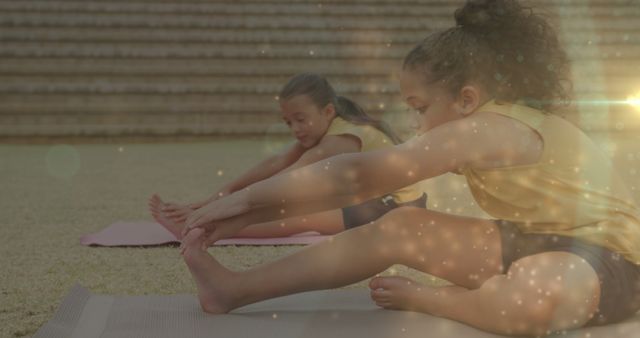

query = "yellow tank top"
326;116;424;204
460;100;640;264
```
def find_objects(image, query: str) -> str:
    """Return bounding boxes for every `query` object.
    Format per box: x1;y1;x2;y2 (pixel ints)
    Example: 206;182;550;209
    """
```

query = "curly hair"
403;0;571;112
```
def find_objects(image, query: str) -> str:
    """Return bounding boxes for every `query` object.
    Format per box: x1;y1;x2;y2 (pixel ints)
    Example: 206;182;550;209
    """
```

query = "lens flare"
627;93;640;110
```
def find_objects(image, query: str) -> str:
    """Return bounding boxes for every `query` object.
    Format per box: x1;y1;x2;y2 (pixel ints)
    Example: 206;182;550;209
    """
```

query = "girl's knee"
505;253;600;332
482;274;559;335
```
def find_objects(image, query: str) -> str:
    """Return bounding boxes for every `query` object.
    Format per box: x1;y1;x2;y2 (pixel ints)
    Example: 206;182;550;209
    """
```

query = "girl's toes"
370;294;387;304
369;276;388;290
370;288;391;300
369;276;416;291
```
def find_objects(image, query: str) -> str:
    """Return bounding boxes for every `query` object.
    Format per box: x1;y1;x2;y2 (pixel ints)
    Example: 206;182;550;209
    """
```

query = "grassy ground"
1;133;638;337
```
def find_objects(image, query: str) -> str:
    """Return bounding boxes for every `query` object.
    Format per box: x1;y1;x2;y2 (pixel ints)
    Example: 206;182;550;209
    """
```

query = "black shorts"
342;193;428;229
495;220;640;326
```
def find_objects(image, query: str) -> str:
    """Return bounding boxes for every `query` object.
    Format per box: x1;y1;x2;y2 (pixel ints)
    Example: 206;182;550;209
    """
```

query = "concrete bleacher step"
3;42;640;60
2;28;639;45
0;1;457;16
13;0;631;14
0;0;639;137
0;28;428;44
0;74;637;96
0;58;399;76
2;12;639;31
0;93;397;117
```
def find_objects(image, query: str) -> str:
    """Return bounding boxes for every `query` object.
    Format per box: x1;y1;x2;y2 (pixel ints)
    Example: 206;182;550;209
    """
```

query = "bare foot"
181;228;239;314
148;194;186;239
369;276;466;314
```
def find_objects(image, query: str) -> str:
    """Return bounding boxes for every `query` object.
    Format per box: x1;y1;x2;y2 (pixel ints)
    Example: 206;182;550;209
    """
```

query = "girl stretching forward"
149;73;426;238
180;0;640;335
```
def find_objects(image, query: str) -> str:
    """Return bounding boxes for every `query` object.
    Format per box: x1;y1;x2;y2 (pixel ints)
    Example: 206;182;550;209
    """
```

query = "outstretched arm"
241;115;499;214
164;142;306;215
165;135;359;218
215;141;306;197
186;112;531;242
201;134;359;205
221;133;359;197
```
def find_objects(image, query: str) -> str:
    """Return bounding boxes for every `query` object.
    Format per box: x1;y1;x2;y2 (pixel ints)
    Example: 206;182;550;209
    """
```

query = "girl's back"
462;100;640;264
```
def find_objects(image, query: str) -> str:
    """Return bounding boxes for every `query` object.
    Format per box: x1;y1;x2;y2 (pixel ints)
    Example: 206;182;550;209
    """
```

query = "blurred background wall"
0;0;638;139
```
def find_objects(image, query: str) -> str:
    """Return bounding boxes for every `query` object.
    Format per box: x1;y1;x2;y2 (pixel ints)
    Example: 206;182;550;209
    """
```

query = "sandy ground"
1;133;639;337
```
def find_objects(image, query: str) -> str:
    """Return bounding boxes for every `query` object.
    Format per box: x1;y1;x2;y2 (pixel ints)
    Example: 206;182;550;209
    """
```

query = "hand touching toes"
180;227;206;255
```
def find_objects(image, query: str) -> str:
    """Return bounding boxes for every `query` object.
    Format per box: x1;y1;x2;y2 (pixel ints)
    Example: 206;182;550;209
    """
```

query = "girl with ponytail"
150;73;426;238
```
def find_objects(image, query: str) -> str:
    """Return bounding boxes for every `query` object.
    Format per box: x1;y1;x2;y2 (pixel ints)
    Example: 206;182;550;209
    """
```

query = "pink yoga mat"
80;221;329;247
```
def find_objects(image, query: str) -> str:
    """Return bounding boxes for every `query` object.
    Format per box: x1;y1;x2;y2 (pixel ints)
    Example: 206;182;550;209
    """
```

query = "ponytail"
335;96;403;145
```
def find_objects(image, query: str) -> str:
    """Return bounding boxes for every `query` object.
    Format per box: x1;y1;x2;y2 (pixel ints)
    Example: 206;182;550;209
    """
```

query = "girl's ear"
323;103;337;120
455;85;482;117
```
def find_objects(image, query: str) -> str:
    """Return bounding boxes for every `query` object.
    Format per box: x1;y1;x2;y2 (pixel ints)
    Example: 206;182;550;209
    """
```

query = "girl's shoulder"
326;116;377;134
325;117;389;148
438;108;545;170
326;116;352;134
326;117;362;141
477;100;547;128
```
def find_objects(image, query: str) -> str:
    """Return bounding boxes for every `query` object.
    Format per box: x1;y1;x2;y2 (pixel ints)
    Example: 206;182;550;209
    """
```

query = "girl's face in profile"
280;94;335;148
399;69;461;135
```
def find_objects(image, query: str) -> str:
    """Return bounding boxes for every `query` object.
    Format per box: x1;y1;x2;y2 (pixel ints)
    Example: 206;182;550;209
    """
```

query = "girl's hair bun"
405;0;570;112
454;0;520;32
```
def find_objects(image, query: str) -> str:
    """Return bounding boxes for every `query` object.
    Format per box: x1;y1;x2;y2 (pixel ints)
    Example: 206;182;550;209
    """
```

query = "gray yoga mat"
35;284;640;338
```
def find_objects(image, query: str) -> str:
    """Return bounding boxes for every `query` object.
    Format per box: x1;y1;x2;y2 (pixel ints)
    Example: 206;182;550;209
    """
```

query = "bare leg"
181;228;240;313
370;252;600;335
182;207;503;313
234;209;344;237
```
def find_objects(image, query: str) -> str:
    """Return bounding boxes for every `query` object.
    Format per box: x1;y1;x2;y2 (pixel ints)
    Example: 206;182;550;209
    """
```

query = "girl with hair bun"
178;1;640;335
150;73;426;239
